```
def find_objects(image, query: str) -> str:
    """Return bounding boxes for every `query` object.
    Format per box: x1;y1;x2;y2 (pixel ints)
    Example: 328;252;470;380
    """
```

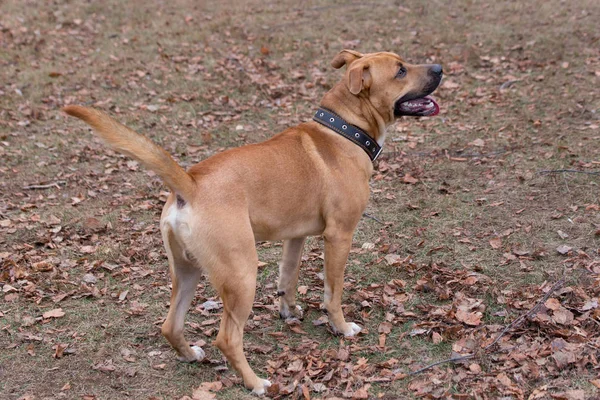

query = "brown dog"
63;50;442;394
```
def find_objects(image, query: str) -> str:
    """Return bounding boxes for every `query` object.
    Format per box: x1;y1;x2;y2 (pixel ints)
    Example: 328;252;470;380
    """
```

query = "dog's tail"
63;105;195;201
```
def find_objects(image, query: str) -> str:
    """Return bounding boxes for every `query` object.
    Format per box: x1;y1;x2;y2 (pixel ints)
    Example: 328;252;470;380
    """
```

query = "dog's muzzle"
394;64;443;117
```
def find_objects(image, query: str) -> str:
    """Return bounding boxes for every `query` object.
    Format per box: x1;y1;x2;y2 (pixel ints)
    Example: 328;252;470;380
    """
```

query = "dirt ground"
1;1;599;399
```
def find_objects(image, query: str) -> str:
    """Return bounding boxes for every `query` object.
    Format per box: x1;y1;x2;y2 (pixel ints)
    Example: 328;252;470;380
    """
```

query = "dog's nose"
429;64;443;76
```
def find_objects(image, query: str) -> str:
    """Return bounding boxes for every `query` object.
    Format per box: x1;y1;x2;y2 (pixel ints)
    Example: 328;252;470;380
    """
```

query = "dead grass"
1;0;600;399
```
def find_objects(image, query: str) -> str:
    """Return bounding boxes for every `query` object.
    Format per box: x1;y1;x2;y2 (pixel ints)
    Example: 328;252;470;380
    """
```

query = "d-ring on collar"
313;108;382;161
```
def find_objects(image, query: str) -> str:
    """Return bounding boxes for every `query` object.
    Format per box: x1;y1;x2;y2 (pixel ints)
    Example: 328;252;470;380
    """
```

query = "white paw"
344;322;362;337
176;345;205;362
280;304;303;320
331;321;362;337
251;379;271;396
190;345;205;360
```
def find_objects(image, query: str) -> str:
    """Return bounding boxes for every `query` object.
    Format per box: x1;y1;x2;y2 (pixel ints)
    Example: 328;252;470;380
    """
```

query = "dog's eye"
396;66;407;78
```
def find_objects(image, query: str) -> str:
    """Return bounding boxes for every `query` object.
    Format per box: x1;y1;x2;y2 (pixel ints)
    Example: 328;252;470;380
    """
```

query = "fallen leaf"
489;237;502;249
469;138;485;147
556;245;572;255
545;298;561;311
199;381;223;392
53;343;68;359
402;173;418;184
456;309;482;326
192;388;216;400
552;307;574;325
297;285;308;294
469;363;482;374
43;308;65;319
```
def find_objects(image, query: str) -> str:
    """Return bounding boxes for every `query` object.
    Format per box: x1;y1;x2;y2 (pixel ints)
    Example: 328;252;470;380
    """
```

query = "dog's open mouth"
394;96;439;117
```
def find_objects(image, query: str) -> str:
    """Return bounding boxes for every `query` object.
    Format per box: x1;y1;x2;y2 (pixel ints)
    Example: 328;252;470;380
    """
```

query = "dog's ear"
347;63;372;95
331;49;364;69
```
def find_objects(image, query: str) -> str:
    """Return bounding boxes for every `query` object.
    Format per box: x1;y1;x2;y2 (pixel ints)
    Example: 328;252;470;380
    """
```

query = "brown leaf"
378;322;392;334
297;285;308;295
489;237;502;249
287;359;304;372
80;245;96;254
384;254;404;266
552;307;574;325
199;381;223;392
53;343;67;359
551;390;585;400
93;359;116;373
43;308;65;319
353;385;370;399
556;245;572;255
289;324;308;335
469;138;485;147
545;298;561;311
266;382;280;396
469;363;482;374
455;309;482;326
192;387;216;400
402;173;418;184
336;348;350;361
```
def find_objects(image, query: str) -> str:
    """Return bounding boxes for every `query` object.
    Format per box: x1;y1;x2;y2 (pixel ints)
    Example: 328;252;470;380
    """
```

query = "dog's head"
331;50;442;120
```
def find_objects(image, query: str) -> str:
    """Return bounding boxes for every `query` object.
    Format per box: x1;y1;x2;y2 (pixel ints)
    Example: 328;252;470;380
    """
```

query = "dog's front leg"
322;230;362;337
278;237;306;320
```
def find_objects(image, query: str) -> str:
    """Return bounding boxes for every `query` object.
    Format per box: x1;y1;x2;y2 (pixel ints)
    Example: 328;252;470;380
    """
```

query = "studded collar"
313;108;382;161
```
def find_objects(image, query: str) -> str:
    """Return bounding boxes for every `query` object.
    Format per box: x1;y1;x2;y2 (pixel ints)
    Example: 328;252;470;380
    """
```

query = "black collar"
313;108;382;161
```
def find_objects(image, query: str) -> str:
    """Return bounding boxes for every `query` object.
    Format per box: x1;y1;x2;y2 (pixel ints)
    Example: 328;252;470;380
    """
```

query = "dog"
63;50;442;394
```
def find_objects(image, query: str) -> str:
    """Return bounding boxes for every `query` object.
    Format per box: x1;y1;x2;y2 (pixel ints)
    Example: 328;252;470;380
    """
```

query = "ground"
1;1;599;399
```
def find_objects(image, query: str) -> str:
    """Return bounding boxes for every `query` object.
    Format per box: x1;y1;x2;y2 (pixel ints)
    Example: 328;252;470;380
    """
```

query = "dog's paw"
331;321;362;337
251;378;271;396
176;345;205;362
279;304;304;320
343;322;362;337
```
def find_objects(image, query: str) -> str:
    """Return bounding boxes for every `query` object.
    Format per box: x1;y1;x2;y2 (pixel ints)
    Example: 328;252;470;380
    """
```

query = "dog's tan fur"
63;50;441;394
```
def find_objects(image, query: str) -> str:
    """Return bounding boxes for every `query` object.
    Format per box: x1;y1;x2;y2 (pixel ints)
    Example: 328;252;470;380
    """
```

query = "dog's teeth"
426;103;434;108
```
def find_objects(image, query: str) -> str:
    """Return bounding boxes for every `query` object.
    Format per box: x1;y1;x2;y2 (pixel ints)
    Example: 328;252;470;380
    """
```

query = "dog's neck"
319;86;389;147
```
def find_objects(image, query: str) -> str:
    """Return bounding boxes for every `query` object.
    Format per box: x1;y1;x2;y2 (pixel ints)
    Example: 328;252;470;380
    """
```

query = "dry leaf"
489;237;502;249
192;388;216;400
43;308;65;319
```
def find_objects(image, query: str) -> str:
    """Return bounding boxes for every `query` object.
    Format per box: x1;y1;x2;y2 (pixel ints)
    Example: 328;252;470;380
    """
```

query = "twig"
363;212;384;224
483;277;565;351
499;80;521;90
23;181;66;190
408;354;474;375
408;276;566;376
538;169;600;176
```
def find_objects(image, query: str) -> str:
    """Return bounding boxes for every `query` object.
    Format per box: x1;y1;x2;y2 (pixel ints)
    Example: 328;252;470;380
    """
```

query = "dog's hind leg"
161;228;205;362
277;237;306;320
322;229;362;337
204;233;271;394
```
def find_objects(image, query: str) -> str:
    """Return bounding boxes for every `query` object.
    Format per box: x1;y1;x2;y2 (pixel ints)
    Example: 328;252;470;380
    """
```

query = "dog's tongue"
397;95;439;117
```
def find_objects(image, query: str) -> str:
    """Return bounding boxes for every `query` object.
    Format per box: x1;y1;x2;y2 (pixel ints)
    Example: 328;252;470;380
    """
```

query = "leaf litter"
1;0;600;399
